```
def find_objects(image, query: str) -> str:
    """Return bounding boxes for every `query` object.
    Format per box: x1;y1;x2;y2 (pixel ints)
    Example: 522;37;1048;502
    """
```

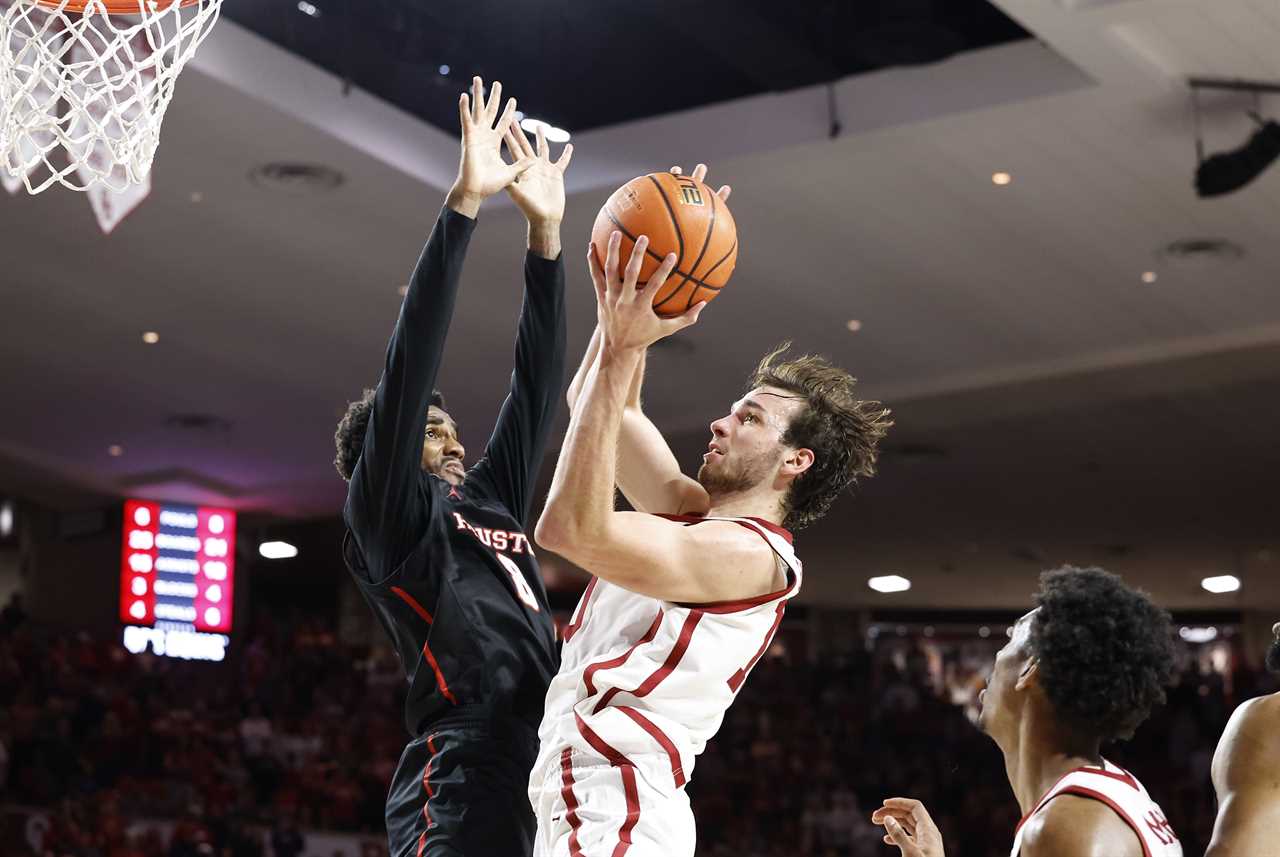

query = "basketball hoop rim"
26;0;202;12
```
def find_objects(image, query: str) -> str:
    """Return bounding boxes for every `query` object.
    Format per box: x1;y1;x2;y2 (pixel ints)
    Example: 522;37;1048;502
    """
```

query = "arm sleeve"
343;206;477;580
469;250;567;526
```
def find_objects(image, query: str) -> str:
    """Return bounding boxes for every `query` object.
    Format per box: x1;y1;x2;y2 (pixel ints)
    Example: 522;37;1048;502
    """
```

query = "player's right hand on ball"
872;798;946;857
589;231;704;354
449;77;534;215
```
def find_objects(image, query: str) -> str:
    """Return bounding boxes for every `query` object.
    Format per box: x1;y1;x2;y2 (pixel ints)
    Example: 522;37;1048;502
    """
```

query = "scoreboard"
119;499;235;662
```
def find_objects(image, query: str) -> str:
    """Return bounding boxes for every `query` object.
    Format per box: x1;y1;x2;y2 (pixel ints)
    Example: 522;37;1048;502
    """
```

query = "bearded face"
696;387;800;499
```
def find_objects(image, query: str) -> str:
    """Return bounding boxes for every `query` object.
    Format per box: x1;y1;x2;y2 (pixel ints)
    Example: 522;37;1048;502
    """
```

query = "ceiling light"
142;331;159;344
1179;626;1219;643
845;319;863;332
1201;575;1241;594
108;445;124;457
259;541;298;560
438;64;450;76
519;117;571;143
0;501;12;538
190;191;203;203
991;172;1012;186
1141;271;1158;284
868;574;911;593
297;1;320;17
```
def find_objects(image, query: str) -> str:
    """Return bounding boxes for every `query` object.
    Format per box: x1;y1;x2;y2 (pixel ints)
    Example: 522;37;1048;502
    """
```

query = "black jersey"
343;206;565;735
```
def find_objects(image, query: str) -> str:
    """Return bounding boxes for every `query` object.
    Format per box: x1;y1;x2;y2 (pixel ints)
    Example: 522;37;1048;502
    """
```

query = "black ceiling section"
220;0;1030;135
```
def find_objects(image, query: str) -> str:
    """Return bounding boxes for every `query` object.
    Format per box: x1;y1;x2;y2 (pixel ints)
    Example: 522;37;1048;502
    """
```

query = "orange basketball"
591;172;739;317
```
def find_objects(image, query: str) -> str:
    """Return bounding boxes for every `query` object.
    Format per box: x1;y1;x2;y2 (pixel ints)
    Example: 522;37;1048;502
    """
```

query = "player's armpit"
542;513;779;603
1021;796;1144;857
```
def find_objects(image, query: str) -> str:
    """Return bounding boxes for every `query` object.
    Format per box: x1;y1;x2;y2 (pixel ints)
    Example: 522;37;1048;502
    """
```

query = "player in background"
1204;619;1280;856
872;567;1181;857
333;77;571;857
528;207;892;857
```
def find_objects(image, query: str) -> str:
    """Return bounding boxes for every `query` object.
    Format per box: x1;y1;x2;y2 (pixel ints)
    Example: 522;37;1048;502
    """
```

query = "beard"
1266;636;1280;674
696;447;778;498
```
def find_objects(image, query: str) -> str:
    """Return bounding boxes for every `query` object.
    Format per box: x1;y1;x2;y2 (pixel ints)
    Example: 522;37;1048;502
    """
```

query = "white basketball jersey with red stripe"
534;514;800;790
1010;760;1182;857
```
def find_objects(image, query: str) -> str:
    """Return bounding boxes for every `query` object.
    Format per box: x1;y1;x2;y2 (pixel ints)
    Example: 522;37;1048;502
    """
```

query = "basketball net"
0;0;220;195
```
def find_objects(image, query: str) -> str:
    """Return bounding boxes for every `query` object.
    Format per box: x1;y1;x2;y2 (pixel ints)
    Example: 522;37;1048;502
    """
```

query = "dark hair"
334;388;446;481
749;343;892;530
1030;566;1175;742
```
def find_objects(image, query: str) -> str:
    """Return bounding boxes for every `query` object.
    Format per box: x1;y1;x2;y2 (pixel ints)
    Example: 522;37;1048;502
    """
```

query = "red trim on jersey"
391;586;436;624
655;512;793;544
617;705;685;787
682;568;796;613
563;578;599;643
574;712;634;767
416;734;439;857
728;601;787;692
584;609;664;695
1052;786;1157;857
593;611;703;713
1014;765;1140;834
560;748;585;857
612;764;641;857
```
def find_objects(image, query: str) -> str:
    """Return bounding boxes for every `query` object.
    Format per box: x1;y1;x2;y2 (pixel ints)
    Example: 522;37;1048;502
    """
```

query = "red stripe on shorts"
560;748;585;857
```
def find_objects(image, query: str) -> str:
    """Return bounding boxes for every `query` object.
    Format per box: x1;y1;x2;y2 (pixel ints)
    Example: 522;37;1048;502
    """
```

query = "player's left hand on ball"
588;230;704;353
670;163;731;201
871;798;945;857
505;119;572;225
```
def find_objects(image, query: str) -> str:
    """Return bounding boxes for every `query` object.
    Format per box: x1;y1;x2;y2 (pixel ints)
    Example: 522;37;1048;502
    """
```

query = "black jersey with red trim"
342;206;564;736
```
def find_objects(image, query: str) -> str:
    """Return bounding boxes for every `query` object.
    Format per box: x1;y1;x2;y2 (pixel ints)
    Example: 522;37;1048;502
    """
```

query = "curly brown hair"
749;343;892;530
333;388;446;481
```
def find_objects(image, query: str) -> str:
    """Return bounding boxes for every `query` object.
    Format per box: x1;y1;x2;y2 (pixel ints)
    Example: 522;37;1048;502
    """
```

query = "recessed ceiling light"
845;319;863;332
259;540;299;560
992;171;1012;186
868;574;911;593
142;331;159;344
108;445;124;457
1201;574;1241;594
1141;271;1158;284
520;117;571;143
297;1;320;17
190;191;203;204
438;64;450;76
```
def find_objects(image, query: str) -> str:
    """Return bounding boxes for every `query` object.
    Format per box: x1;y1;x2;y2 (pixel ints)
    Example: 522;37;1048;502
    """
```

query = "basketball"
591;172;739;317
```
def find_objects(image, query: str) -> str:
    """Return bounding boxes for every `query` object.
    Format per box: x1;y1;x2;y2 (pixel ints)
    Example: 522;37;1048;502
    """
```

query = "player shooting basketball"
333;77;571;857
871;567;1182;857
527;197;893;857
1204;619;1280;857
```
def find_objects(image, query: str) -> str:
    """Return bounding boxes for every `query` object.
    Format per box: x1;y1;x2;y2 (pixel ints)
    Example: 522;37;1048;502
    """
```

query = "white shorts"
530;747;696;857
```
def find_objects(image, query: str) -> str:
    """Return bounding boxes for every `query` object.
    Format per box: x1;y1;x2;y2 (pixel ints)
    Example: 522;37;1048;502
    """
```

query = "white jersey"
533;514;801;792
1010;759;1182;857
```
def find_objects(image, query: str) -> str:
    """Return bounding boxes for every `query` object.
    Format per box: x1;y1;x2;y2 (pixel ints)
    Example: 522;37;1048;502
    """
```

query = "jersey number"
497;552;540;611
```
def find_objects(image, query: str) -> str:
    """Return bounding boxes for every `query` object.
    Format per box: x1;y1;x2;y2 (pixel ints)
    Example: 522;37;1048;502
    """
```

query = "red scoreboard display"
119;499;236;661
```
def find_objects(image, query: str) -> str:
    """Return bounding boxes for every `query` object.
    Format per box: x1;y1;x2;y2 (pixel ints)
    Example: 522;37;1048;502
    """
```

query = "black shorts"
386;706;541;857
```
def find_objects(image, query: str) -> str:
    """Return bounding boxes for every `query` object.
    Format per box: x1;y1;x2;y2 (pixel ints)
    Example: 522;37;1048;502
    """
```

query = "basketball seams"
604;208;723;292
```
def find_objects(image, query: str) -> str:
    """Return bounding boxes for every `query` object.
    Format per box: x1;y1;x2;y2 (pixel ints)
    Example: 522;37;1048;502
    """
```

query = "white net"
0;0;220;194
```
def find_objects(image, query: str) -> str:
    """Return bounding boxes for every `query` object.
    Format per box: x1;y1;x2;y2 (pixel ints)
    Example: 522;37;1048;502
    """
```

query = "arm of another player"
467;120;572;526
536;233;778;603
345;78;532;575
1206;696;1280;857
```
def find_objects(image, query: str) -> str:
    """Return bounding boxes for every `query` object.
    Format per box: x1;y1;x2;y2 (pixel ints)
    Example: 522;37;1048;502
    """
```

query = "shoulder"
1022;793;1144;857
1216;693;1280;784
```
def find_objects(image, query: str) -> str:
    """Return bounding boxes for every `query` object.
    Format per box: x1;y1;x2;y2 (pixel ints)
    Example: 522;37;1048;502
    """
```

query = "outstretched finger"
535;123;549;159
484;80;503;125
691;163;708;183
604;231;624;293
470;77;483;123
664;300;706;335
586;244;607;306
494;96;518;136
458;93;471;135
623;236;652;292
669;165;683;176
554;142;574;171
716;184;731;201
508;120;536;159
637;251;676;302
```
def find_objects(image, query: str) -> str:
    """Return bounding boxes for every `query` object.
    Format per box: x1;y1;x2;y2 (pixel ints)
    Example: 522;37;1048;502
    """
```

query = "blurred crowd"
2;593;1274;857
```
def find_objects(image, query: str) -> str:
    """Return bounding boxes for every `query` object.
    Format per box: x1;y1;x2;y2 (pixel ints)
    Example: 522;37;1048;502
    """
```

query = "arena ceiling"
1;0;1279;609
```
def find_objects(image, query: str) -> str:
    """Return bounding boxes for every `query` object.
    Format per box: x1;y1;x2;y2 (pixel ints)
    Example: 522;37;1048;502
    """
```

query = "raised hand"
670;163;731;202
871;798;946;857
588;231;703;355
448;77;534;217
505;120;573;227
